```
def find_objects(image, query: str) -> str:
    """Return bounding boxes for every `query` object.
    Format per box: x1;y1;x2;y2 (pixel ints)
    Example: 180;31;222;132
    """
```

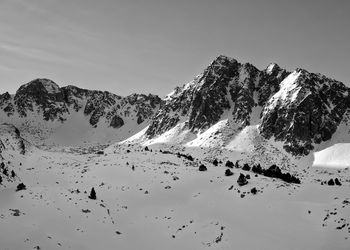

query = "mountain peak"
211;55;238;66
294;68;309;74
18;78;61;95
265;63;280;74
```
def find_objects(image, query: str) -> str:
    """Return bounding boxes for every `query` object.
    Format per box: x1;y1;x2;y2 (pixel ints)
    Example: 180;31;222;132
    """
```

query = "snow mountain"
1;55;349;158
0;79;162;146
129;55;350;158
1;56;350;250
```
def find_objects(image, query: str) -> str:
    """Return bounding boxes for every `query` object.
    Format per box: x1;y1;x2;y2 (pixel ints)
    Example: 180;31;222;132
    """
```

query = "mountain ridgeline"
145;55;350;155
1;55;349;155
0;79;162;144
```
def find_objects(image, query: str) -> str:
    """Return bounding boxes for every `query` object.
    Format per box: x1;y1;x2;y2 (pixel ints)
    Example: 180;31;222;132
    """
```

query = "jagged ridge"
0;79;162;145
144;55;350;156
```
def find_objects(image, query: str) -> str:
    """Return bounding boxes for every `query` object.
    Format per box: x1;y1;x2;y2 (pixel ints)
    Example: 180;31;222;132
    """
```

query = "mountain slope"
145;55;289;139
260;69;350;155
0;123;32;186
127;55;350;161
0;79;162;146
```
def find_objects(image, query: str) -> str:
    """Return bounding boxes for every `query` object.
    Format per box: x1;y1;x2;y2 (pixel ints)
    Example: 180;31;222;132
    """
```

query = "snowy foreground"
0;143;350;250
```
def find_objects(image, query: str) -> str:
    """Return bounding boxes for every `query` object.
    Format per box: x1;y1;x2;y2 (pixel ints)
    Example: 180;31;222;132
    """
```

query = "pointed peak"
265;63;280;74
295;68;309;74
212;55;238;65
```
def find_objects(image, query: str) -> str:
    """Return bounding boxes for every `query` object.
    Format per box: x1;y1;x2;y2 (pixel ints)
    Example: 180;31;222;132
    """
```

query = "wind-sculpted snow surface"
0;143;350;250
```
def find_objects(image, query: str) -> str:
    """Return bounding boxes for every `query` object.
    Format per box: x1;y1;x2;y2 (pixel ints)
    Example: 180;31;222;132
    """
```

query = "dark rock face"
259;69;350;155
145;55;350;156
61;86;162;127
124;94;162;125
146;55;289;138
14;79;68;121
110;115;124;128
257;63;289;106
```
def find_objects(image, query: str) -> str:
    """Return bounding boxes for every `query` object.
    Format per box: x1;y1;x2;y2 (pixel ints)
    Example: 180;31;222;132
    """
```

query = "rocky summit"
144;55;350;156
145;55;289;137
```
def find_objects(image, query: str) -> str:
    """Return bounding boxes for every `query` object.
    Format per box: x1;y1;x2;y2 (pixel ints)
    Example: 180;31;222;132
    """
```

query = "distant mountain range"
0;78;162;145
1;55;350;157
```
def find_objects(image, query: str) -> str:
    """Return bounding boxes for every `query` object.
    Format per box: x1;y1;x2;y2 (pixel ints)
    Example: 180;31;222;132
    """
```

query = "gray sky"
1;0;349;97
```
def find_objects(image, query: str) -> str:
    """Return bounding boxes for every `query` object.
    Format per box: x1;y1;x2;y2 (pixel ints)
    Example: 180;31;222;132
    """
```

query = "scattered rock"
335;178;342;186
9;209;21;216
16;183;26;192
225;169;233;176
242;164;250;171
251;187;257;195
199;164;207;171
88;187;97;200
237;173;248;186
328;179;335;186
225;160;234;168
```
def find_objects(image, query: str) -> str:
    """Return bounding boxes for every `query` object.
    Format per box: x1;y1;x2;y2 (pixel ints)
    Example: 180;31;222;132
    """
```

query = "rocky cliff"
144;55;350;155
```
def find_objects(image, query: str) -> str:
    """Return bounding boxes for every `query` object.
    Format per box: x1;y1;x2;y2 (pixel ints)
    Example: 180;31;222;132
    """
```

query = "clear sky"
1;0;349;97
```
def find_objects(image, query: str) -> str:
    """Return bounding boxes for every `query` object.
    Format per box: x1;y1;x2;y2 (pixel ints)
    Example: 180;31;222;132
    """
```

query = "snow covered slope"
0;79;162;146
0;56;350;250
1;143;350;250
260;68;350;155
123;56;350;168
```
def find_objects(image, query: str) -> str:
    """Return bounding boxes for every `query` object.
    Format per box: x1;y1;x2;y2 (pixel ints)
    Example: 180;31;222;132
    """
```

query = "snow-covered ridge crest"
262;70;302;114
